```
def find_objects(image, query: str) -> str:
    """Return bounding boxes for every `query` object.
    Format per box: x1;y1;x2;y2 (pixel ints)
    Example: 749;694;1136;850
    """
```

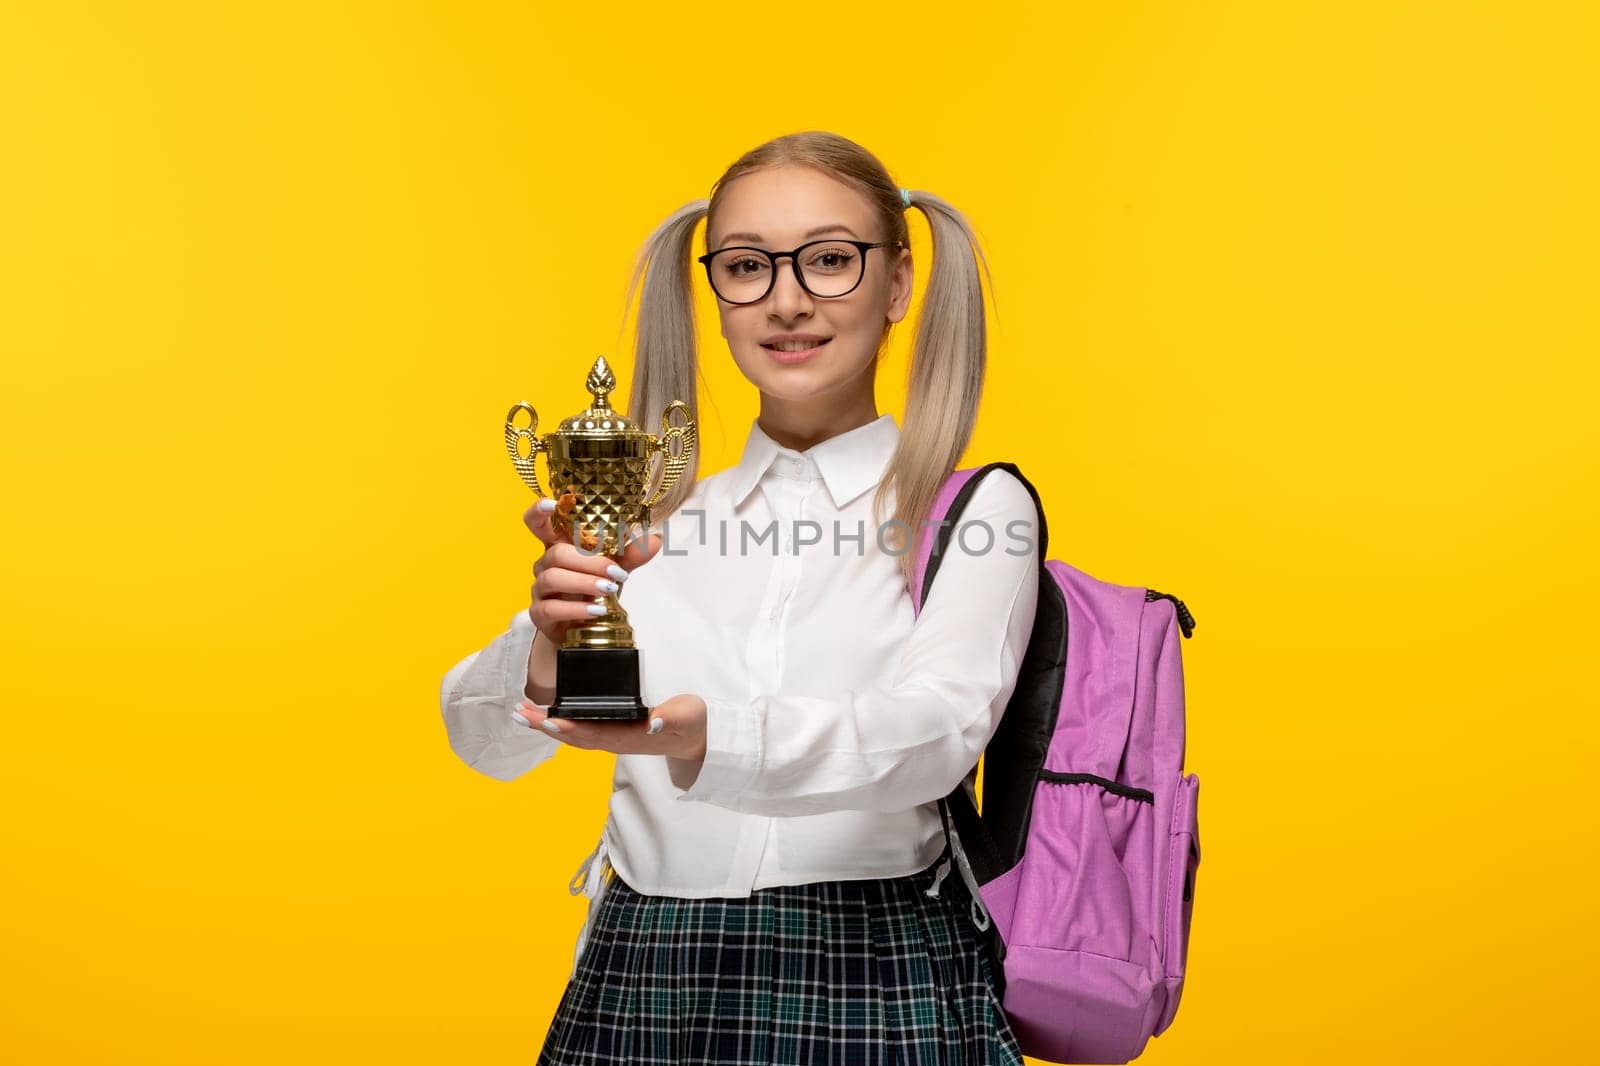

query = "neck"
756;359;882;452
758;397;881;452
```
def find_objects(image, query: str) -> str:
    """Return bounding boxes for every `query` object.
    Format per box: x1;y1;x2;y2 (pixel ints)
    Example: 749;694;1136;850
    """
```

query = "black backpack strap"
921;463;1047;919
918;461;1049;609
945;770;1006;886
937;793;1009;971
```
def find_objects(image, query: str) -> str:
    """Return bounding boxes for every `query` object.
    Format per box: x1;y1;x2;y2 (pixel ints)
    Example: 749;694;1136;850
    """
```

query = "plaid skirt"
535;846;1021;1065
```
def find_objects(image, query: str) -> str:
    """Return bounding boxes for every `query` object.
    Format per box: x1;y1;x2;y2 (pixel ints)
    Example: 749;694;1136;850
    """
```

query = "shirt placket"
723;460;812;883
741;462;815;888
751;465;813;690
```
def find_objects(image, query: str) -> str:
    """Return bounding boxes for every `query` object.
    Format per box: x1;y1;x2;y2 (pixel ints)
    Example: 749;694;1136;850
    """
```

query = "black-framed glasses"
696;238;906;305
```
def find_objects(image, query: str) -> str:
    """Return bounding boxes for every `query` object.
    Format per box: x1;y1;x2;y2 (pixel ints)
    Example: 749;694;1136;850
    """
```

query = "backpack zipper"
1037;769;1155;804
1145;588;1196;638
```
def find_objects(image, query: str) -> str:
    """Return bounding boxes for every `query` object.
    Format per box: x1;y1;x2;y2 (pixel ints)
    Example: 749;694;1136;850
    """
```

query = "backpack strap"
911;461;1049;615
912;462;1051;958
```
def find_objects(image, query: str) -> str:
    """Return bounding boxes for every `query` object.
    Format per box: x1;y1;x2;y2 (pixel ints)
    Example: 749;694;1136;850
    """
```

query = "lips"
761;338;833;352
760;337;831;366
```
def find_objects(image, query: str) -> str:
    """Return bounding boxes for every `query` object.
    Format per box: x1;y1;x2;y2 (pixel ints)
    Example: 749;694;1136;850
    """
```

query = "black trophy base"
549;645;649;720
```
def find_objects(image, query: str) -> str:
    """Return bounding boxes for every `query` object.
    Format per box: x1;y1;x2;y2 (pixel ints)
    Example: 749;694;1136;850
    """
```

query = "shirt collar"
727;412;900;511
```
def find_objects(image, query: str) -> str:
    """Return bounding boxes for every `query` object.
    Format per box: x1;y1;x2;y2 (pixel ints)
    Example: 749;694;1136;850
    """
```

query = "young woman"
441;130;1040;1064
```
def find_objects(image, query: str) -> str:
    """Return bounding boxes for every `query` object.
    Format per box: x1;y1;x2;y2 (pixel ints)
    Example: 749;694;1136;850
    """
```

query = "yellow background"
3;1;1595;1062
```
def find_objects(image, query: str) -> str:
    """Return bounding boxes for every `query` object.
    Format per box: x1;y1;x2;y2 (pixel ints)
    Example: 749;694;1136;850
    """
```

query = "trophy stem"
564;592;636;649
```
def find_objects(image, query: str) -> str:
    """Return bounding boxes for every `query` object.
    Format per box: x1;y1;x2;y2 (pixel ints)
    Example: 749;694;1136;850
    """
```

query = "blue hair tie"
900;187;912;208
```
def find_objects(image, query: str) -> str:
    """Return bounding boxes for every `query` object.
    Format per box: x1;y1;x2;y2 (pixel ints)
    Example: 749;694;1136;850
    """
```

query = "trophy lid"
556;356;644;436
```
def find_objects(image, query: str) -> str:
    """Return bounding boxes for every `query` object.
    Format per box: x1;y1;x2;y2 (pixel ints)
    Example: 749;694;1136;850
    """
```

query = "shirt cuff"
675;694;764;803
439;610;560;782
504;611;539;707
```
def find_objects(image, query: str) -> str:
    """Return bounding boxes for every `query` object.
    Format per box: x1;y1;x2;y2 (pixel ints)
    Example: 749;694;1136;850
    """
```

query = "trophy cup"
503;355;696;720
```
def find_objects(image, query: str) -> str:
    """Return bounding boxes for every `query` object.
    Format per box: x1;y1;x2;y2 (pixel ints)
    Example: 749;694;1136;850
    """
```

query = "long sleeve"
676;469;1042;817
440;610;561;782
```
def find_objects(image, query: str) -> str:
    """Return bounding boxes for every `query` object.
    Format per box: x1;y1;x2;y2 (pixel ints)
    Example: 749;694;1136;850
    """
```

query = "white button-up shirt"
440;412;1040;924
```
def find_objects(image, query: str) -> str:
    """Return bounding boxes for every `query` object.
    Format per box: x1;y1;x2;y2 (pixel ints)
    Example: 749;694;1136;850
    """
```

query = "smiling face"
705;165;912;411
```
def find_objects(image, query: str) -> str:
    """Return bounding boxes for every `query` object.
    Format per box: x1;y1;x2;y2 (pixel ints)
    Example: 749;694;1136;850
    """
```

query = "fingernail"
541;720;562;734
595;578;619;594
606;564;629;583
647;718;664;735
510;709;530;728
586;603;608;616
536;498;557;512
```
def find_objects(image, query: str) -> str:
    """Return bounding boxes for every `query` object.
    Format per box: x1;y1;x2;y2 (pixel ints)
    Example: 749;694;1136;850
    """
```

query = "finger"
531;563;588;598
544;541;629;581
523;497;572;548
515;700;607;749
533;565;623;599
515;699;580;744
643;694;705;746
613;527;663;574
529;591;609;626
529;575;589;606
552;716;662;754
525;707;678;756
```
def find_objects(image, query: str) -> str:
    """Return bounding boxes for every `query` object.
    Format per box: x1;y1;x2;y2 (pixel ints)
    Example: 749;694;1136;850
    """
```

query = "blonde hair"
620;130;995;591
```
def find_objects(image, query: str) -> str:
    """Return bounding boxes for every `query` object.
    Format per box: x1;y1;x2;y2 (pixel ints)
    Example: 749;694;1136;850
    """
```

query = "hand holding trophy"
504;355;697;720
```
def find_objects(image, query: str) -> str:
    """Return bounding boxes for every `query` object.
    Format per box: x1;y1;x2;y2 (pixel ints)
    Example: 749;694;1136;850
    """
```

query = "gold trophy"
504;355;696;720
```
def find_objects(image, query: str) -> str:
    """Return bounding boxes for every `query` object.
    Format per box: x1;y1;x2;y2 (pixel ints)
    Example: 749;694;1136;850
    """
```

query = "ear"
886;246;913;325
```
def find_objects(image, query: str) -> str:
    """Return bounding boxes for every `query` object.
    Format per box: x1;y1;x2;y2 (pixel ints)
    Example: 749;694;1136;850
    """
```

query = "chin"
753;376;834;401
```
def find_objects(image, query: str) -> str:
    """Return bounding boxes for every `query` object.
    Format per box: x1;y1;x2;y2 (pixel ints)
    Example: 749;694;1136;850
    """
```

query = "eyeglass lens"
706;242;867;303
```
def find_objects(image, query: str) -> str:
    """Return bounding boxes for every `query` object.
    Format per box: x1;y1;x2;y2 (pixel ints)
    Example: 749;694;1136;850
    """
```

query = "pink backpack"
912;463;1202;1065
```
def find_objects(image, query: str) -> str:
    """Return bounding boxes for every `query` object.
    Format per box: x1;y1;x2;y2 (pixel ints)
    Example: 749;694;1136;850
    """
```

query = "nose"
766;257;814;321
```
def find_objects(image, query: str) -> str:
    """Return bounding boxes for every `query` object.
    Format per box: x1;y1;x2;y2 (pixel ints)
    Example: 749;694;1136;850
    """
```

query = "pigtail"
873;189;997;590
619;198;710;526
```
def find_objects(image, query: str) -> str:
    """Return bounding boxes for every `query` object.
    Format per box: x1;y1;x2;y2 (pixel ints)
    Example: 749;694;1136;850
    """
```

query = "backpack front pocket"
1016;772;1159;960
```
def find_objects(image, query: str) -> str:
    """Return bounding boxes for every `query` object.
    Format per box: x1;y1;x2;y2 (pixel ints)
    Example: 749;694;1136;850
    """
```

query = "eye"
723;255;769;278
805;248;856;273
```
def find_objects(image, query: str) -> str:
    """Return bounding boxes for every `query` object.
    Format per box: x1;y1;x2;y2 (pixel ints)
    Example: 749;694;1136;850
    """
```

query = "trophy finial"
586;356;617;411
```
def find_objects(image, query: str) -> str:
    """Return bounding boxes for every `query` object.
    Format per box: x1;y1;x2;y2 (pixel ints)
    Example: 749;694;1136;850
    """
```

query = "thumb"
613;525;664;574
523;496;572;548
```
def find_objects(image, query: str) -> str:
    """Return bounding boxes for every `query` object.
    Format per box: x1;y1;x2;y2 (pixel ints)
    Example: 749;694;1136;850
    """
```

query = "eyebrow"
715;224;860;249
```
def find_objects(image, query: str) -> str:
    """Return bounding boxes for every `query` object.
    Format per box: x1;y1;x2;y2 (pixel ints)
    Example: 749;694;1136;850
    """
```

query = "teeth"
770;339;824;352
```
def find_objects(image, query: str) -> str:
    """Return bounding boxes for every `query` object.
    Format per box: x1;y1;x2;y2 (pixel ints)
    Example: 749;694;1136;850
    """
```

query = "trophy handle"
643;400;696;509
504;401;547;498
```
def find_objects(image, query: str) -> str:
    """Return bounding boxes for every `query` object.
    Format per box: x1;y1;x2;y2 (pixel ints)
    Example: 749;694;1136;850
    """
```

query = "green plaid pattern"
537;848;1022;1065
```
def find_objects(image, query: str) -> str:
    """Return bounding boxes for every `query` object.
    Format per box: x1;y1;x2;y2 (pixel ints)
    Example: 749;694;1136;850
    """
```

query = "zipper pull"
1145;588;1196;638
